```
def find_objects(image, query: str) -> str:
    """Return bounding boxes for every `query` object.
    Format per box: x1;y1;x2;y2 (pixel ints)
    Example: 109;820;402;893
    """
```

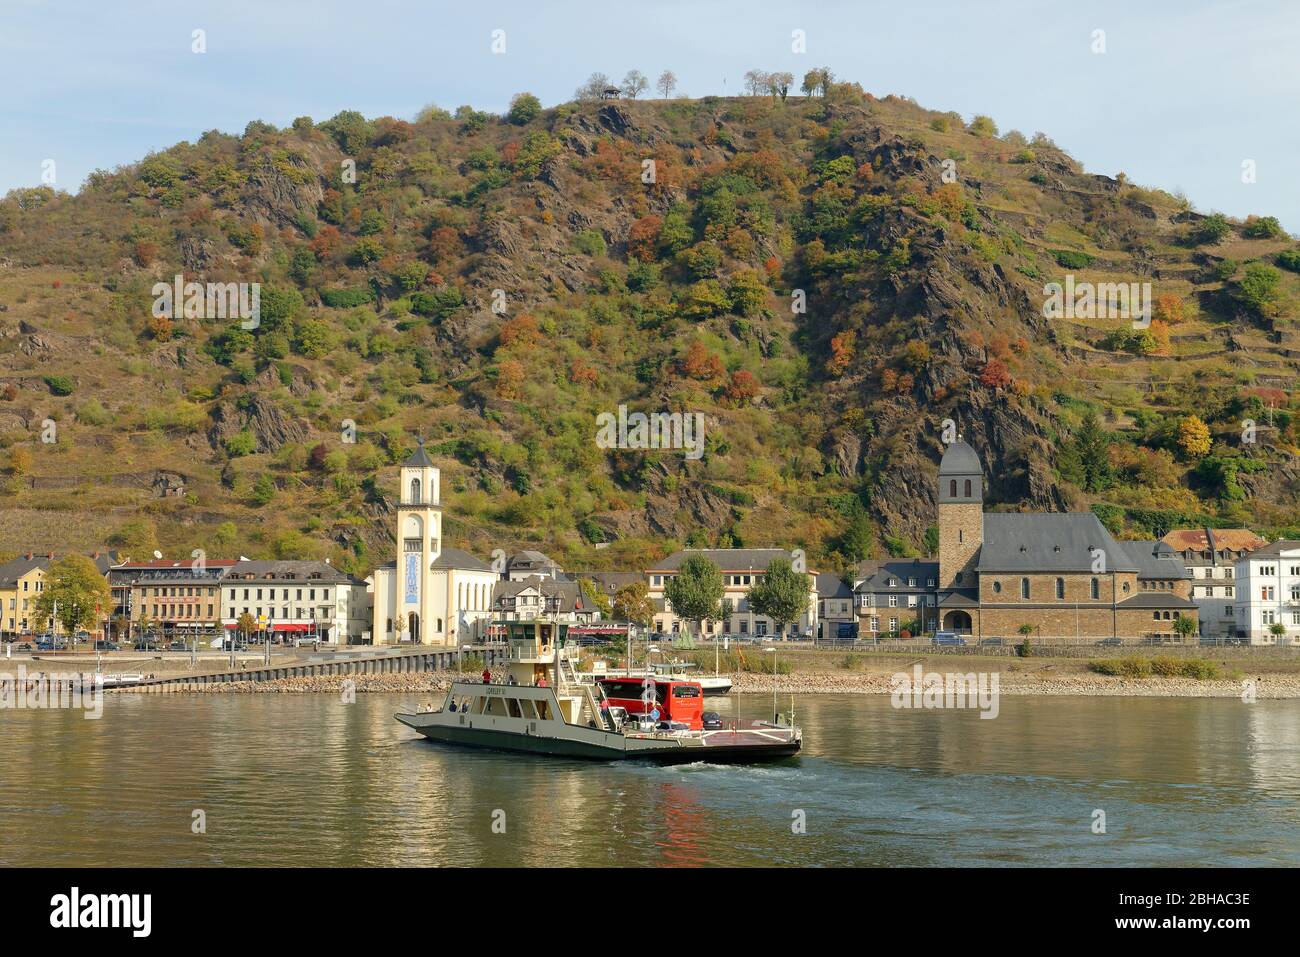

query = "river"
2;692;1298;866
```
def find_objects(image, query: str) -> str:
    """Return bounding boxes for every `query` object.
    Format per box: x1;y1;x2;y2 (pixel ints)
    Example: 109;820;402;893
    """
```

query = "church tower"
395;438;442;643
937;438;984;591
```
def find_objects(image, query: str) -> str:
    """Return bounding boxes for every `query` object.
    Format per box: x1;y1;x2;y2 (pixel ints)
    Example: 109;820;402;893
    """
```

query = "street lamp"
765;646;778;723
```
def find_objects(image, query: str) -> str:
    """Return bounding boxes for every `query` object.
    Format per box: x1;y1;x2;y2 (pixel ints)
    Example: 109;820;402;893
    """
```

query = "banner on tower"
404;552;420;604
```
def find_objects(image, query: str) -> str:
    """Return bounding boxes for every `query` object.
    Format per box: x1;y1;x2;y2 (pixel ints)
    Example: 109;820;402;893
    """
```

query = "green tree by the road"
35;554;111;641
663;555;724;639
747;557;810;640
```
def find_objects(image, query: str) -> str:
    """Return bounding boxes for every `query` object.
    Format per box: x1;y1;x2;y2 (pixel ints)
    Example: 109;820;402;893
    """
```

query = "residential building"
370;440;498;645
128;561;238;641
1162;528;1267;638
855;558;940;637
487;576;599;636
504;550;564;581
816;572;856;640
1234;540;1300;644
646;548;818;639
934;440;1197;641
0;550;119;637
222;559;369;643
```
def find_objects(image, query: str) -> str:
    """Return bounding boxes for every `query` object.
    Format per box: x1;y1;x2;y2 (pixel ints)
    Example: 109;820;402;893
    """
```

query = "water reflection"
0;693;1297;866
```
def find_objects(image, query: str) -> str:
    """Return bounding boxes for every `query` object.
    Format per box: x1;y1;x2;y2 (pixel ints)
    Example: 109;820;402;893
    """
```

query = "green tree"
1174;614;1198;640
578;577;613;617
612;581;655;628
506;92;542;125
35;554;111;639
747;557;811;639
1058;412;1113;492
663;555;724;638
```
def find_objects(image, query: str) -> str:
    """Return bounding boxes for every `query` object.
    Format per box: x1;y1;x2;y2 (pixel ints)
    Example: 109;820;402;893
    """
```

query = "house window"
1055;578;1065;600
1090;578;1099;600
1020;578;1030;599
888;595;898;607
888;617;898;632
869;616;879;632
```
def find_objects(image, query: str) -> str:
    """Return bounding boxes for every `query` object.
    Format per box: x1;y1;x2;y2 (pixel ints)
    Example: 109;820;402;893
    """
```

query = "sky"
1;0;1298;230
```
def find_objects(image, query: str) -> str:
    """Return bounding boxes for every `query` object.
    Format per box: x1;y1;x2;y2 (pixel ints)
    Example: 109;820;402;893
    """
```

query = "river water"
2;692;1298;866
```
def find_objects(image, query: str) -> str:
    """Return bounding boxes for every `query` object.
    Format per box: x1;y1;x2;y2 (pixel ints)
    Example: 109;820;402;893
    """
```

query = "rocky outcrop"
207;393;308;453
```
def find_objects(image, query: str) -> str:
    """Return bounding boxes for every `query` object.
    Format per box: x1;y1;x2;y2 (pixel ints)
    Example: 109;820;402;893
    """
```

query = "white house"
220;560;368;643
370;440;498;645
646;548;818;639
1234;540;1300;644
1162;528;1265;639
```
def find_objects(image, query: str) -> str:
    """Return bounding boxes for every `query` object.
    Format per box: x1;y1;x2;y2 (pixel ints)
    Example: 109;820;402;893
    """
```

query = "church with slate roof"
934;439;1197;641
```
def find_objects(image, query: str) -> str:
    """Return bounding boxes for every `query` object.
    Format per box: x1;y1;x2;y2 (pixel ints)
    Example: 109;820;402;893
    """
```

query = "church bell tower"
937;437;984;591
396;438;442;642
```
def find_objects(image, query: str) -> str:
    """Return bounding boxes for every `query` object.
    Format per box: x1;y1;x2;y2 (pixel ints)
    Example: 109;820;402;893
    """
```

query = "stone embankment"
730;671;1300;698
181;671;470;694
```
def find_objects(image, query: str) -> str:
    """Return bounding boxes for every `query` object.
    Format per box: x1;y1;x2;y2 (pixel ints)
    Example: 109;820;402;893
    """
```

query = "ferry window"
506;698;522;718
536;700;551;721
672;685;701;698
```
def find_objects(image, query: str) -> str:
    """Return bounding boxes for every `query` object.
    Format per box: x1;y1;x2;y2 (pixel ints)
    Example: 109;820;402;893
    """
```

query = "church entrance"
407;612;421;643
943;610;973;635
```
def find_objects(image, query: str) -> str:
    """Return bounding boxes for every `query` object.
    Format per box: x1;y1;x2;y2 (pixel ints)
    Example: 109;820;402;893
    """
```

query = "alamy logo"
49;887;151;937
152;274;261;329
595;404;705;460
0;666;102;719
1042;275;1151;327
889;665;1000;719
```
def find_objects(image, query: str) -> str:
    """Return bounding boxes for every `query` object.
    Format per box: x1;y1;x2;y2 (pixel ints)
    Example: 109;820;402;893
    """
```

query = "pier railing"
99;645;506;693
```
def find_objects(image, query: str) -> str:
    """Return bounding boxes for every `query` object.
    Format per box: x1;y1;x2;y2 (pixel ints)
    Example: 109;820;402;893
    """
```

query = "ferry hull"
396;712;800;764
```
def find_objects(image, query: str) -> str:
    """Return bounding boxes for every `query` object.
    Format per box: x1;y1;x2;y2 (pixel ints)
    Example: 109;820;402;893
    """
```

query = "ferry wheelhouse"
395;619;800;763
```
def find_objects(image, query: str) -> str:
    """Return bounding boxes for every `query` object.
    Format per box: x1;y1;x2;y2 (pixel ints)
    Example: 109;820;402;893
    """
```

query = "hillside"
2;83;1300;578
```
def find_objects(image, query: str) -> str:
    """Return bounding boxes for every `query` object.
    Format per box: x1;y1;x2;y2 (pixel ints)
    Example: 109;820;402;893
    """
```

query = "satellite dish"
152;550;163;559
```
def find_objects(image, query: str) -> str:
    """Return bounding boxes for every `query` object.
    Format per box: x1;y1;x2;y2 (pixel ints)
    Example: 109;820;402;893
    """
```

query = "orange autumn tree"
827;330;857;375
498;313;542;348
495;360;525;399
1153;294;1186;324
979;358;1012;390
626;215;663;261
721;369;760;406
682;341;724;381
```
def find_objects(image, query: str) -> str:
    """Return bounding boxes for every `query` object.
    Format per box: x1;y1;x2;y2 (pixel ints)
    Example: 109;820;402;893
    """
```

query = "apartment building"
1234;541;1300;644
221;560;369;643
1162;528;1266;639
646;548;818;640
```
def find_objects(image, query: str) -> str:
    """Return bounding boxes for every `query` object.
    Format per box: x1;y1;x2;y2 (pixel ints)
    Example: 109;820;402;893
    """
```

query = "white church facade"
370;440;497;645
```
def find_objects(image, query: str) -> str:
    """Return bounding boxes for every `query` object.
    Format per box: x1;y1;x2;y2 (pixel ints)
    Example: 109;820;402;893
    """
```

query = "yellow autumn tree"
1176;415;1211;458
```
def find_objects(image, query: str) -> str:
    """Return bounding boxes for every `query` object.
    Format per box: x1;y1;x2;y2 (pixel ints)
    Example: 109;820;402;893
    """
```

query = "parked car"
932;631;967;646
35;639;57;652
94;640;119;651
980;637;1005;646
1098;636;1124;647
167;641;189;651
16;642;33;652
135;640;161;652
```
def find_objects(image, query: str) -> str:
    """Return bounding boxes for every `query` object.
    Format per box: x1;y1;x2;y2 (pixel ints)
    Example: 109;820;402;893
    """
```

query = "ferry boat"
395;619;799;763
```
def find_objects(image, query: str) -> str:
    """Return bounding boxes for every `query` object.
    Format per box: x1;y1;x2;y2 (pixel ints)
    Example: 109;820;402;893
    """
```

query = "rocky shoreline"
109;668;1300;698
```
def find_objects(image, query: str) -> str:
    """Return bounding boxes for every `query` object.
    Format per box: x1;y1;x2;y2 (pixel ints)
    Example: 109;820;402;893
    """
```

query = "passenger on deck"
481;667;491;684
537;675;548;687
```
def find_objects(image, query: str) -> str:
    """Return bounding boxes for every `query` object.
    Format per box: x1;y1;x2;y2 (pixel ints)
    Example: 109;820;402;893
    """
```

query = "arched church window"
1020;578;1030;599
409;478;422;503
1055;578;1065;600
949;479;957;497
964;479;971;497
